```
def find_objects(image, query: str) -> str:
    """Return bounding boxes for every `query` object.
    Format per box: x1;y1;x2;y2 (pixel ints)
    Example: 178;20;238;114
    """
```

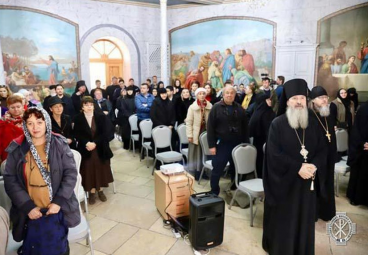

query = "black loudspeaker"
189;192;225;250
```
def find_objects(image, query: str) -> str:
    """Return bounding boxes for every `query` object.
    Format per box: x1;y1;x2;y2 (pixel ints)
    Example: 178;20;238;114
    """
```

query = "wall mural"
170;17;275;91
316;3;368;101
0;6;80;103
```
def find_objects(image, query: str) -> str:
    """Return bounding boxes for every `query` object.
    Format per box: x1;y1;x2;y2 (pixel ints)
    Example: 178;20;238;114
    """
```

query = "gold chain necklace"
294;128;308;162
313;110;331;143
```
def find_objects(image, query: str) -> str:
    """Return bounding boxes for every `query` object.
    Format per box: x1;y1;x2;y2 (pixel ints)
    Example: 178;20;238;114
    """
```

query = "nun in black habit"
346;100;368;206
248;93;275;178
262;79;328;255
309;86;337;221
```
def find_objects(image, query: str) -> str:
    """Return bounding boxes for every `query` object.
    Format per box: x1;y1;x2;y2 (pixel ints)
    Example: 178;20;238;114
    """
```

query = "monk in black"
262;79;327;255
347;101;368;206
309;86;337;221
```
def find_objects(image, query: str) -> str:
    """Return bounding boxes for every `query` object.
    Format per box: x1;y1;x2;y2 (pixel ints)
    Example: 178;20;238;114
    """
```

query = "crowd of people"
0;73;367;255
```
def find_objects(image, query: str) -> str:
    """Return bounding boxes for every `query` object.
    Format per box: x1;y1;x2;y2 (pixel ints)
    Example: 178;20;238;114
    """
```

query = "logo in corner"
327;212;356;245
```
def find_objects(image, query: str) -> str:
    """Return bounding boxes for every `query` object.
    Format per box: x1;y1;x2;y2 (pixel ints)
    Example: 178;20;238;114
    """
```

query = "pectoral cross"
300;145;309;162
326;131;331;143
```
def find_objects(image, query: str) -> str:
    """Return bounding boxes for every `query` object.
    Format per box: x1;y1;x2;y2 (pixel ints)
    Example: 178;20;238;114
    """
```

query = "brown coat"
185;101;212;145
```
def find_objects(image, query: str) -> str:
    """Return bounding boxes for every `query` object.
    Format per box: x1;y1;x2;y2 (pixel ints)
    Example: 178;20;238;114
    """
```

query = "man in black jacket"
207;85;249;195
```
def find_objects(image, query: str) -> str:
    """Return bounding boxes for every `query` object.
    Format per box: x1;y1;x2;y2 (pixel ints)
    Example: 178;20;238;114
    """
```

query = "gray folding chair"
71;149;89;214
114;109;121;141
229;143;264;227
177;123;189;164
334;129;350;197
139;119;153;168
0;161;12;215
0;206;9;255
128;114;139;156
151;125;183;174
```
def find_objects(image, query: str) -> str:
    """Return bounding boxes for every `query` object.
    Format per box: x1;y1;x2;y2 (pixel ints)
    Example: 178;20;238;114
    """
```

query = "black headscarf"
347;87;358;111
126;87;135;99
75;80;90;95
249;94;275;137
337;88;351;110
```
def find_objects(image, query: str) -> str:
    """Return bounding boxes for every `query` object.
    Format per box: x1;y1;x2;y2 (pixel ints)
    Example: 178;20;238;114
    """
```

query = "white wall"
167;0;367;86
0;0;161;88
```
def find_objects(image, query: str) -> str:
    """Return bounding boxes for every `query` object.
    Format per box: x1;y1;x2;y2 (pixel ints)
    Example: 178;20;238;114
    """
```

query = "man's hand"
364;142;368;150
67;138;73;144
188;138;193;143
28;207;42;220
86;142;96;151
298;164;316;179
209;147;216;155
46;203;61;215
169;126;173;129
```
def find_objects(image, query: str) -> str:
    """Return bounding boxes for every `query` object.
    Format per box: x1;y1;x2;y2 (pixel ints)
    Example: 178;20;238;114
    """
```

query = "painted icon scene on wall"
317;4;368;101
0;8;79;104
170;18;274;91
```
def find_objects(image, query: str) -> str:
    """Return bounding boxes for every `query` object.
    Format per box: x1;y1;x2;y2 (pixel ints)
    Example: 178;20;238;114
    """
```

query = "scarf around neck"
22;107;53;202
2;111;23;128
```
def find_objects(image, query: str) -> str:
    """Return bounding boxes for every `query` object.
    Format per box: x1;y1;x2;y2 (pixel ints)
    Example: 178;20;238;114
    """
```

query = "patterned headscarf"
22;107;53;202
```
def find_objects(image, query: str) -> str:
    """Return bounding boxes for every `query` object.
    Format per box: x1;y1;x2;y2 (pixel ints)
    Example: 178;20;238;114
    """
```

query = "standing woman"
116;86;136;150
186;88;212;180
0;95;25;162
176;88;194;125
73;96;114;205
4;107;80;254
0;85;12;116
204;84;217;105
330;88;355;131
48;96;75;149
71;80;90;114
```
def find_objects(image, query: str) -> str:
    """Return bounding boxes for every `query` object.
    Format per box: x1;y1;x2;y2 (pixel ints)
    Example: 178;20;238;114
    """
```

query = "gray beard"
286;106;309;129
317;105;330;117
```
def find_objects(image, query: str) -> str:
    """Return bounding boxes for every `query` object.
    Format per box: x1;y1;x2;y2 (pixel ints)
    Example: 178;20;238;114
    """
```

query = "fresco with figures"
317;4;368;101
0;7;79;104
170;18;275;91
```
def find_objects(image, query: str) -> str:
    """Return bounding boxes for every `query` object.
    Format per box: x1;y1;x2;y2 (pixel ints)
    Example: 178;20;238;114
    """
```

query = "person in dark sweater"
71;80;90;114
207;85;249;195
90;80;107;99
55;84;75;118
176;88;194;125
116;87;136;149
106;76;120;101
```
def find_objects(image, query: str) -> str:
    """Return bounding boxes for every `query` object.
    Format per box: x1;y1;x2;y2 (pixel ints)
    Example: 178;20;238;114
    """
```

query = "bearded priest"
309;86;337;221
262;79;328;255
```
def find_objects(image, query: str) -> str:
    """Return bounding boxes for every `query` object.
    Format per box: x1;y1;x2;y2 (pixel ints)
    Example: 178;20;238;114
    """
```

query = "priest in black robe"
262;79;328;255
347;100;368;206
309;86;337;221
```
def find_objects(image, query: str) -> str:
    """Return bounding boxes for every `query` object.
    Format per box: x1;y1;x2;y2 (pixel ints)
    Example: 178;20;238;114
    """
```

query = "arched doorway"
89;39;123;88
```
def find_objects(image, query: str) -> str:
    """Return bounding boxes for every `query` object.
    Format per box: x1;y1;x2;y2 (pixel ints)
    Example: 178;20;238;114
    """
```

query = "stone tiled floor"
70;139;368;255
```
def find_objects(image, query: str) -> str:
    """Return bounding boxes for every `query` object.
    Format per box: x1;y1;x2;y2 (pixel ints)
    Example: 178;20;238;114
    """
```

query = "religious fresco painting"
316;4;368;101
0;7;80;103
170;18;275;91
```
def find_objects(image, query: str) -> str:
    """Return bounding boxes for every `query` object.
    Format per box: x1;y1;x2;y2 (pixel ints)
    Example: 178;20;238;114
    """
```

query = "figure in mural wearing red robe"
241;50;255;77
185;66;204;89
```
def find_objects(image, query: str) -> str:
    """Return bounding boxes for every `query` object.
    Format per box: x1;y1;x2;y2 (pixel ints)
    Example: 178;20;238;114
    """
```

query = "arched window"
89;39;123;88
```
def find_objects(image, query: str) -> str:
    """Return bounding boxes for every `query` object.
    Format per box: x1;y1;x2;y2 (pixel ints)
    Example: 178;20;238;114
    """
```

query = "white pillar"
160;0;168;86
0;39;5;84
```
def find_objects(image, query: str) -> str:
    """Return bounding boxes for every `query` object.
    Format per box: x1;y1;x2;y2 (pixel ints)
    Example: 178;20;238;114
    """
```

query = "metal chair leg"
248;194;254;227
87;230;94;255
84;193;89;214
228;189;239;210
140;147;143;162
198;166;205;185
336;173;340;197
151;159;157;175
132;139;136;156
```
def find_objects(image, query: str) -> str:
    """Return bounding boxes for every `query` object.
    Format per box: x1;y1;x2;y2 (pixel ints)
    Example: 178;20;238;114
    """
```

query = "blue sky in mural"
0;9;77;60
171;19;273;54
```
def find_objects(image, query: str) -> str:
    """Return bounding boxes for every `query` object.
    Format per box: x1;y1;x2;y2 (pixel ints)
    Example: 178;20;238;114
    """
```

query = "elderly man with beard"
309;86;337;221
262;79;328;255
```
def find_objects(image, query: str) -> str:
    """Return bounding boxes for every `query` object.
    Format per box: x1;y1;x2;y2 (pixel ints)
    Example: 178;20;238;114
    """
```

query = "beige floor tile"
145;190;155;201
129;176;151;185
88;216;118;242
93;223;139;254
113;229;176;255
89;193;161;229
315;232;332;255
112;172;136;182
330;240;368;255
69;243;90;255
116;181;154;198
144;179;155;187
148;217;174;237
129;166;155;179
85;250;107;255
166;240;238;255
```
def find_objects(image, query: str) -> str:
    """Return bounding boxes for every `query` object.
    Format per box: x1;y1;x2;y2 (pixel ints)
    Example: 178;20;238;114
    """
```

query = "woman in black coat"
248;94;275;178
48;96;76;149
150;88;176;169
176;88;194;125
116;86;136;149
71;80;90;114
73;96;113;205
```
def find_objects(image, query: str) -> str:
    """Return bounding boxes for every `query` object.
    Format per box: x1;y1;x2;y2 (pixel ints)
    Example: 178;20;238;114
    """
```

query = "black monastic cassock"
262;79;328;255
347;101;368;206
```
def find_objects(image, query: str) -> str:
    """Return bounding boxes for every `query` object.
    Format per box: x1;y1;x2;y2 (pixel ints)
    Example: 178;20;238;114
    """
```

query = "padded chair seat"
132;134;139;141
335;161;350;174
143;142;152;150
342;156;348;161
6;233;22;255
182;148;188;157
78;187;86;202
238;178;264;197
156;151;183;163
68;215;89;242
